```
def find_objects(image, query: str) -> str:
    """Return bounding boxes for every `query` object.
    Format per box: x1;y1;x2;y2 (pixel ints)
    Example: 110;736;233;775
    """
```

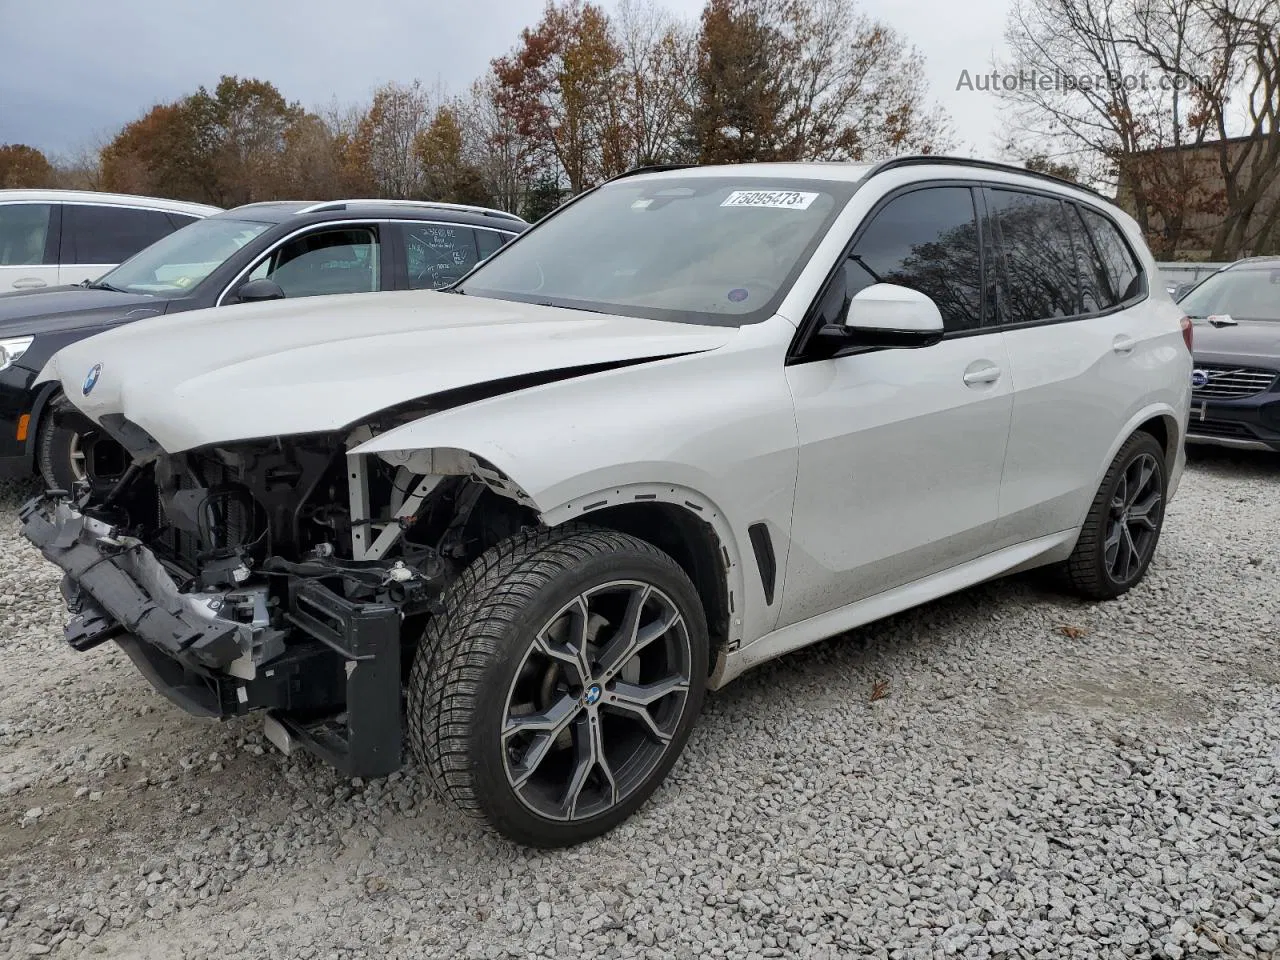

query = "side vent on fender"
747;522;776;605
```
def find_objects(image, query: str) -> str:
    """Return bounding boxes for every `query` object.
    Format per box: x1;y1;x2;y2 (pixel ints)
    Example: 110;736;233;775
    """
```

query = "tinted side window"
63;205;177;264
405;224;479;290
1079;206;1142;302
166;213;201;231
0;203;52;266
247;227;380;298
987;189;1078;322
476;229;513;261
1068;205;1114;312
847;187;982;332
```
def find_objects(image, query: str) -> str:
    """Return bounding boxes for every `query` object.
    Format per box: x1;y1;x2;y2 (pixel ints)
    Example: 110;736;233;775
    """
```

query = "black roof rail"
863;154;1109;201
602;163;700;184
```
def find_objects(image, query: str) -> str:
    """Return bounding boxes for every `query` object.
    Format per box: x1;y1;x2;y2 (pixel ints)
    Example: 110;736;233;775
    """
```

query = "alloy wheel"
502;580;693;822
1105;452;1162;583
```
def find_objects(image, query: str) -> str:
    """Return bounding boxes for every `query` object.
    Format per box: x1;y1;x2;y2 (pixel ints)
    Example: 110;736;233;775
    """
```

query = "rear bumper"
19;496;404;777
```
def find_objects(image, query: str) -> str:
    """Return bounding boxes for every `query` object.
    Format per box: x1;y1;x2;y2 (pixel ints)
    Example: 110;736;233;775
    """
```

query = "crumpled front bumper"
19;496;404;777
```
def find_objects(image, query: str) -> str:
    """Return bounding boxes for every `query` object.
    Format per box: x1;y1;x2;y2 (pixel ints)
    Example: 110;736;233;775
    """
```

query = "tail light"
1180;316;1193;352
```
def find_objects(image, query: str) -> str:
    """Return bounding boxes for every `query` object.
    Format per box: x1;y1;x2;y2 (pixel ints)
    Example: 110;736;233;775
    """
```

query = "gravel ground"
1;448;1278;960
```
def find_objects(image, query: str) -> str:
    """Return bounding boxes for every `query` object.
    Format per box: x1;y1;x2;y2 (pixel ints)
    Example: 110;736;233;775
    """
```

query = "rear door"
0;201;59;291
987;186;1161;545
58;204;177;284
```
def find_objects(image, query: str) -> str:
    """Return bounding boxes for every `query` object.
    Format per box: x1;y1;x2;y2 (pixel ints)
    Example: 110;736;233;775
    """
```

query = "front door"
780;184;1013;627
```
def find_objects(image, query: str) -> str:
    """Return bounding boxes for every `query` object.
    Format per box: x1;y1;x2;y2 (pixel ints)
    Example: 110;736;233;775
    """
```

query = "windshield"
1179;266;1280;321
457;176;858;325
97;218;272;296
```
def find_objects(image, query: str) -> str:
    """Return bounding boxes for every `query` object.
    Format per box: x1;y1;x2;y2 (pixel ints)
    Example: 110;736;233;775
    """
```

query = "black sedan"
1178;256;1280;451
0;199;526;487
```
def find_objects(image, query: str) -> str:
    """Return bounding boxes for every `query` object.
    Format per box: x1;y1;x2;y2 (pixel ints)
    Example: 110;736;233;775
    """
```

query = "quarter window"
846;187;982;332
987;189;1079;322
247;227;380;298
1079;206;1142;303
404;225;479;290
0;203;52;266
62;205;177;264
476;229;513;261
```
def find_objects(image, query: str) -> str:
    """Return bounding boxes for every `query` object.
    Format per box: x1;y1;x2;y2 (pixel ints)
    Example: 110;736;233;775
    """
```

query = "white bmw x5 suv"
23;157;1192;847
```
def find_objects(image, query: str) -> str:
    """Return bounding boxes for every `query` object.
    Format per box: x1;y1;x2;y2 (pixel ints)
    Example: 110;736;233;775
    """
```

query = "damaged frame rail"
19;496;404;778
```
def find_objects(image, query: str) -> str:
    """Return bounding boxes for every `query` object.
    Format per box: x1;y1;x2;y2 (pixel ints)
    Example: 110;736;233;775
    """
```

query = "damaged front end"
20;421;537;777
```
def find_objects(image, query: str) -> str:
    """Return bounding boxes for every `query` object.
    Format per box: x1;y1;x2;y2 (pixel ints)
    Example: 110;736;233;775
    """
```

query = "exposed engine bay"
21;410;542;776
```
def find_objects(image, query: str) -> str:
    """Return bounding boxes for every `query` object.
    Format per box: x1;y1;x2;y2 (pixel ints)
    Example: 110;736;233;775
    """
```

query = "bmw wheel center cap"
583;683;602;707
82;363;102;396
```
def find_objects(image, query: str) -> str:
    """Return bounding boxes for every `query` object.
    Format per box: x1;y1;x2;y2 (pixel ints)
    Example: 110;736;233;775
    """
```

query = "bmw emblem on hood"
1190;368;1209;389
82;363;102;396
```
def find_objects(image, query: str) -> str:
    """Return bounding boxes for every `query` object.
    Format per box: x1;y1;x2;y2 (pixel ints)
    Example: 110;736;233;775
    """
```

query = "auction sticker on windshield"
721;190;819;210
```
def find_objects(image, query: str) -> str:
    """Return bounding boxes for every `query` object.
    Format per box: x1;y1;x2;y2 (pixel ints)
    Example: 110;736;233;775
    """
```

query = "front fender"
350;333;800;645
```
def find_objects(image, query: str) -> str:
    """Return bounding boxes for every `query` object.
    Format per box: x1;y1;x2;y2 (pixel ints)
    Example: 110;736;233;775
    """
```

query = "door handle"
1112;335;1136;355
11;277;47;289
963;363;1002;386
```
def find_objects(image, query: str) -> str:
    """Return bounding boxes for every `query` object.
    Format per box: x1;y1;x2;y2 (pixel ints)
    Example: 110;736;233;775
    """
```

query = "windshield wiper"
85;280;126;293
536;301;606;314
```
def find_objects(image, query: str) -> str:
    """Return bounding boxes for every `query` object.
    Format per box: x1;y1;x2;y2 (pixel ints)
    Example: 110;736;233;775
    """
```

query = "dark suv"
0;199;526;487
1177;256;1280;451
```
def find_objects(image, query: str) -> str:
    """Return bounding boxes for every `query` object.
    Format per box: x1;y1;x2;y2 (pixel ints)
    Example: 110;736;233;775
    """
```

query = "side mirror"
1172;282;1194;301
817;283;945;352
232;278;286;303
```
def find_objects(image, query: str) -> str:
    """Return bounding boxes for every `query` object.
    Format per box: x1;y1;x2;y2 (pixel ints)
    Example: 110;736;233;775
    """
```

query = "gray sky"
0;0;1009;160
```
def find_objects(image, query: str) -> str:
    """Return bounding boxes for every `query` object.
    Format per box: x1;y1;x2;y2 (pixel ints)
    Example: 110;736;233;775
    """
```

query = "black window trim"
789;178;992;362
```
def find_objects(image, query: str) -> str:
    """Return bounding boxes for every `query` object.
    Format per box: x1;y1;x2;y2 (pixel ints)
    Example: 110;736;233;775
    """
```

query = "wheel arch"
1077;401;1183;533
539;484;747;685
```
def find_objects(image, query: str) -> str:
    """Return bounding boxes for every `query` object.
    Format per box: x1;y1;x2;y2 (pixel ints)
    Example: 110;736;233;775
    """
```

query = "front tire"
36;396;128;492
1061;431;1168;600
408;526;709;848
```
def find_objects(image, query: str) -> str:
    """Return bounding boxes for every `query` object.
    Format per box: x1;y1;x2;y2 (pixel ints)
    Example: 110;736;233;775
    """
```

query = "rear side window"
62;205;177;264
0;203;52;266
987;189;1079;322
846;186;982;332
166;213;201;231
404;224;480;290
1068;205;1113;312
1079;206;1143;303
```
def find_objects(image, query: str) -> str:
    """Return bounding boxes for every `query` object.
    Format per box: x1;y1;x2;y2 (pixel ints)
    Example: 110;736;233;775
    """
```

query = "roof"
0;188;222;217
219;198;528;228
612;155;1108;201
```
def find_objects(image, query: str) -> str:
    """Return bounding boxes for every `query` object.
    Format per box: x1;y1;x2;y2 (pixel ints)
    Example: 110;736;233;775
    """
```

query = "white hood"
41;289;735;453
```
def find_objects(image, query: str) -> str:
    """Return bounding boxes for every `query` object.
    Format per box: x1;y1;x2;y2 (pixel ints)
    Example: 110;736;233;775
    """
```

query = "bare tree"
615;0;699;164
1000;0;1279;257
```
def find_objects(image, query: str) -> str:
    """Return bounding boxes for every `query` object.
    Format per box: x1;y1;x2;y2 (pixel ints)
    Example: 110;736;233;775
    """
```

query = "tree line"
0;0;950;223
1000;0;1280;259
4;0;1275;257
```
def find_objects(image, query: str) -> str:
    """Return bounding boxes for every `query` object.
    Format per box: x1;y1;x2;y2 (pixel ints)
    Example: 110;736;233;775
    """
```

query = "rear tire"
407;525;708;848
1061;431;1167;600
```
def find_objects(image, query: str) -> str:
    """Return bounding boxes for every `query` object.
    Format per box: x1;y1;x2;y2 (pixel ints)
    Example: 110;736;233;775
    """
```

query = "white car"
0;189;220;291
22;157;1192;848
